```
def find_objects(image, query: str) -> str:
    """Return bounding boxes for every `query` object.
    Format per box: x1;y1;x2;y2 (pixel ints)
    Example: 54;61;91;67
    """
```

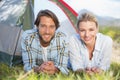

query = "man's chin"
43;39;51;44
43;39;51;42
44;41;50;44
42;36;54;44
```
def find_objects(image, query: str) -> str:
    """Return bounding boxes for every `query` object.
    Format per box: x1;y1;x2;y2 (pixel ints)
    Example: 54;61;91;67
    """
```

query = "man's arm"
21;32;37;72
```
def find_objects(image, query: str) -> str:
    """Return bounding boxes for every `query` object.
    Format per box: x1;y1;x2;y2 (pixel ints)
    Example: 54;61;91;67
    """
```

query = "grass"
0;62;120;80
99;27;120;42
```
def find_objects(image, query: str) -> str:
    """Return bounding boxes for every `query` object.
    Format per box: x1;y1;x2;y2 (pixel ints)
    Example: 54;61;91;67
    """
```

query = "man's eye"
50;25;55;29
40;24;46;27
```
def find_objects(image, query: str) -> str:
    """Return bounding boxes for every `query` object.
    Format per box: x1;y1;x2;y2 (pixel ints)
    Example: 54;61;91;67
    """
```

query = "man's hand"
34;61;59;75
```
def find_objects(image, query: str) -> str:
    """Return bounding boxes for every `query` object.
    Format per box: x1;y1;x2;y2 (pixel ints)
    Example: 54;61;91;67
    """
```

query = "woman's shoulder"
69;33;83;44
70;33;80;40
97;33;113;44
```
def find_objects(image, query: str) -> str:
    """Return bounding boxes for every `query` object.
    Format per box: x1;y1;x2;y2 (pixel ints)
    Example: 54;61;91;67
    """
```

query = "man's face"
38;16;56;46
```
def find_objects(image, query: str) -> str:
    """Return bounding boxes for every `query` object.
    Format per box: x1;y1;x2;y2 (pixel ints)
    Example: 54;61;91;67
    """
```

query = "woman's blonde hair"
77;12;98;29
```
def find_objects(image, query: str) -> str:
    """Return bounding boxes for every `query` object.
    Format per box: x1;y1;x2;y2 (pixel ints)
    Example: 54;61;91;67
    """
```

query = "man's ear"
37;28;39;33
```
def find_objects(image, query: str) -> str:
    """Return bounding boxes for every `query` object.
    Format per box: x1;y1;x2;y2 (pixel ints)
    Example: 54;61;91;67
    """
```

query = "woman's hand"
85;67;103;75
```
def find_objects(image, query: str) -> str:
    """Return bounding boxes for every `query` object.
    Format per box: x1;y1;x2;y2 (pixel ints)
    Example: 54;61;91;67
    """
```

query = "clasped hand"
34;61;59;75
85;67;103;75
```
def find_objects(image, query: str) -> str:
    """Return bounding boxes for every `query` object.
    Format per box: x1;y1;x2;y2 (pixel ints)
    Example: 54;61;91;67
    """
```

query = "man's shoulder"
23;28;37;34
55;31;67;38
22;29;37;39
53;31;69;43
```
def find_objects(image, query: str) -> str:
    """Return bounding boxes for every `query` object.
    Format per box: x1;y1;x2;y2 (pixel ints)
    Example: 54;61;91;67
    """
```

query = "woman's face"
78;21;98;45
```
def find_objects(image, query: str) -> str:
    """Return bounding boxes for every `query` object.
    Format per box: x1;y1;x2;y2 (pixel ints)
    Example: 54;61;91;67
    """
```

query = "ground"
111;42;120;64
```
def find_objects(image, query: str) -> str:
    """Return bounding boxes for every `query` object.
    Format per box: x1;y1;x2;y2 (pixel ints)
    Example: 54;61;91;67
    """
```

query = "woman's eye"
80;30;85;32
90;29;94;31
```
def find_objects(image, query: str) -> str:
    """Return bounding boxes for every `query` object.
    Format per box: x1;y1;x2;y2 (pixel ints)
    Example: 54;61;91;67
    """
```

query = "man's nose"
45;27;50;33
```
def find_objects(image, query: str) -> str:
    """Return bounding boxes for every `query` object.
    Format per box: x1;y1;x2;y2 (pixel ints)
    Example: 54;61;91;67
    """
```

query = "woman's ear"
96;27;99;33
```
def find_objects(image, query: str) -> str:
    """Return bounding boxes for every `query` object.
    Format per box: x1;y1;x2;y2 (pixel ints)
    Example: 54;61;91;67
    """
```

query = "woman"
69;12;113;75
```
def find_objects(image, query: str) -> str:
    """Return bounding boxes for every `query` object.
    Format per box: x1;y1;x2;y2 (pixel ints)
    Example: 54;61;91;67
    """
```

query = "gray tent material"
0;0;34;66
0;23;23;66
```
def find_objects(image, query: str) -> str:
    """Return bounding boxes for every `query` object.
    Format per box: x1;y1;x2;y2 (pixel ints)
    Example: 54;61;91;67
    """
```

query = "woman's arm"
69;35;84;71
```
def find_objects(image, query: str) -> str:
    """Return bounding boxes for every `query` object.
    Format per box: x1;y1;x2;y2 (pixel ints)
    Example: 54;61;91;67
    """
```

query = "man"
21;9;69;75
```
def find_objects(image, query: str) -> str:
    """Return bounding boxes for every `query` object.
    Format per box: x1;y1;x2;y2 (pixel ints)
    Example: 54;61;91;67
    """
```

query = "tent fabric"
0;23;23;55
0;0;34;66
0;23;23;66
0;0;27;26
34;0;77;37
22;0;34;30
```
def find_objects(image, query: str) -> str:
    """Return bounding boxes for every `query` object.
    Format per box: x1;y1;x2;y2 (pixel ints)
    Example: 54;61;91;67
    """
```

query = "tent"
34;0;77;37
0;0;34;66
0;0;77;66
